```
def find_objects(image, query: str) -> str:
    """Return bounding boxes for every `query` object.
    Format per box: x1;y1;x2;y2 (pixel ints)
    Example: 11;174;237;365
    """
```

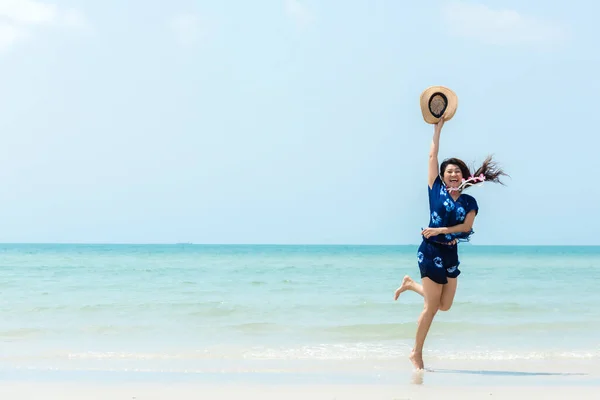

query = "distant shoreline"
0;242;597;247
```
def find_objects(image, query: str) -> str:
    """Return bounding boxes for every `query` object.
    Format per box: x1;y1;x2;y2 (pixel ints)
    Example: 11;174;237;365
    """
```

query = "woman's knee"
423;301;440;315
438;302;452;312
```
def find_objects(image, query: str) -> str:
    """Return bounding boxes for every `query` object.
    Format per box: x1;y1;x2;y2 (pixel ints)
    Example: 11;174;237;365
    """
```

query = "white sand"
1;382;599;400
2;358;598;399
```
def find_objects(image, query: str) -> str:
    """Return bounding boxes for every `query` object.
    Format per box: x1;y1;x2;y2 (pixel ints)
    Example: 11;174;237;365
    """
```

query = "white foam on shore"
2;343;599;366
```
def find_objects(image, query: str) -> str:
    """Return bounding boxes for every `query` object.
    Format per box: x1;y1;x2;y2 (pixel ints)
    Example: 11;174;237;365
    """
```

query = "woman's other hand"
421;227;443;238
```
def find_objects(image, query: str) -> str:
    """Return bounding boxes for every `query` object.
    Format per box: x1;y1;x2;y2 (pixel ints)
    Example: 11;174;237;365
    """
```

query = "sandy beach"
2;358;599;400
1;382;599;400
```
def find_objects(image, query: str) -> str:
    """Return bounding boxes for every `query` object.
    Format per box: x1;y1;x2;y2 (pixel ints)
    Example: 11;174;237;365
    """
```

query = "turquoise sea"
1;244;599;382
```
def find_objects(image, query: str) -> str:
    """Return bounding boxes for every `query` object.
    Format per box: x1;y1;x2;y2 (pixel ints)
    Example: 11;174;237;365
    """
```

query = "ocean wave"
245;344;600;361
1;344;598;368
67;351;193;360
319;323;415;340
0;328;46;340
3;301;250;318
428;349;600;361
61;345;600;362
313;321;596;341
231;322;287;333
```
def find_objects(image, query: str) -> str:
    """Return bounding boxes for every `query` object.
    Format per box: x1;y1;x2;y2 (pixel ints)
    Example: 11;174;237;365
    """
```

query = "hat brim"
420;86;458;124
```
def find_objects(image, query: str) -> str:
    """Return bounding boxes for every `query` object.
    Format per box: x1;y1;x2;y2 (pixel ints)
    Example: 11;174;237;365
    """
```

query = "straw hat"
419;86;458;124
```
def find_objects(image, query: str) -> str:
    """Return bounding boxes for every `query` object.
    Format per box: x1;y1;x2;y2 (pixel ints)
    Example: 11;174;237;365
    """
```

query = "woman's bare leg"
439;277;458;311
409;277;442;370
395;276;457;312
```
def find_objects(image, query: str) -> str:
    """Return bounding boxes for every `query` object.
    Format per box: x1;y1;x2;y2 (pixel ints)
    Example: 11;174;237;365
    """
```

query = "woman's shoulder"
460;192;477;202
458;192;479;212
429;175;442;187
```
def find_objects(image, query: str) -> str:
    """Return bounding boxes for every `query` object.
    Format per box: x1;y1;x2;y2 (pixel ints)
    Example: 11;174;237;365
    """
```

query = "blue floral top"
426;176;479;243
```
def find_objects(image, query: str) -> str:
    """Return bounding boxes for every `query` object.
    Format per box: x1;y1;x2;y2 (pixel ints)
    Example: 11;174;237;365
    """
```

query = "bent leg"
397;276;457;311
439;277;458;311
410;277;442;370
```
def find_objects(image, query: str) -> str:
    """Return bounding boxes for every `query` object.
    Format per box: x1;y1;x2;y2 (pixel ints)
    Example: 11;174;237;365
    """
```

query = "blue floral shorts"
417;239;461;284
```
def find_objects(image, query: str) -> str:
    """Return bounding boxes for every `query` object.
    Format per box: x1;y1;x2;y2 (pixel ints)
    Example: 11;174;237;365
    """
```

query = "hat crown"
428;93;448;118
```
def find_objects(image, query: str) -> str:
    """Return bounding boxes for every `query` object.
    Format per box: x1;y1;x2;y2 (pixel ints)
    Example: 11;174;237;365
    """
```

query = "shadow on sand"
426;368;587;377
410;368;587;385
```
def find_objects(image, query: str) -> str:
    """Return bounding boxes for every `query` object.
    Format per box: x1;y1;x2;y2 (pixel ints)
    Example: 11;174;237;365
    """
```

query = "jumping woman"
394;87;508;370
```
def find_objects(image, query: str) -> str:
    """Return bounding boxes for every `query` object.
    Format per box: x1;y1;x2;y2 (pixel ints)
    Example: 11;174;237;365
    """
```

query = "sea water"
1;244;599;380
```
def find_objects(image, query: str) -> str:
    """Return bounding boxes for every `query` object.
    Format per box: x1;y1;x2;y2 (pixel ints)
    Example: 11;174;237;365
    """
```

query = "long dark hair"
440;155;508;191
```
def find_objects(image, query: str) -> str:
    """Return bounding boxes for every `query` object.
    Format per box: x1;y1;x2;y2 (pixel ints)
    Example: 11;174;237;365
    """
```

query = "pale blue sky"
0;0;597;245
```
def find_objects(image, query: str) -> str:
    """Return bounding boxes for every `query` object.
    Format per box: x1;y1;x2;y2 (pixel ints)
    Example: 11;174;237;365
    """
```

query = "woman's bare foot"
409;349;424;370
394;275;414;300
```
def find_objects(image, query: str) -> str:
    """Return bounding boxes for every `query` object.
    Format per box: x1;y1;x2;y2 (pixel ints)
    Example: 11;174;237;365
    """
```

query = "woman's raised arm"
428;118;445;188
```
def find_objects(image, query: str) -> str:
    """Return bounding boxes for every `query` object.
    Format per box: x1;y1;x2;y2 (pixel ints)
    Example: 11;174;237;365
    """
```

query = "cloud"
61;9;88;30
168;14;205;47
442;1;567;46
284;0;313;27
0;0;88;51
0;22;22;49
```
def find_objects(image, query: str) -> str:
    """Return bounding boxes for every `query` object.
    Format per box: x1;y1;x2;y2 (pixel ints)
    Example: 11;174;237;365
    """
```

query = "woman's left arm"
421;210;477;238
440;210;476;234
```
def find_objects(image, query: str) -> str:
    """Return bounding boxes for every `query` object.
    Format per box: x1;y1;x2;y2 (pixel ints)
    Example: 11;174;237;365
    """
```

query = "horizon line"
0;242;597;247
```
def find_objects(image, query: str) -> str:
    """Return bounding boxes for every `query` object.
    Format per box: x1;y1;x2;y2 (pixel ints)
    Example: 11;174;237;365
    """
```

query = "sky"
0;0;598;246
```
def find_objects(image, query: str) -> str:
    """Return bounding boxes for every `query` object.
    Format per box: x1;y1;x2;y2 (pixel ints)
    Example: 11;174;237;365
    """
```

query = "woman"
393;116;507;371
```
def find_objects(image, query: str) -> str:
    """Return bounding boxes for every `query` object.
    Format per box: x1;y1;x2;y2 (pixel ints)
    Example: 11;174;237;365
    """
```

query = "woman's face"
443;164;463;190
